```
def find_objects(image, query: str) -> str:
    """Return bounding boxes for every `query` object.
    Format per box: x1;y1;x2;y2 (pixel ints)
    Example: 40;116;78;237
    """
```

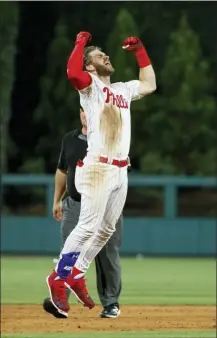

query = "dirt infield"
1;305;216;333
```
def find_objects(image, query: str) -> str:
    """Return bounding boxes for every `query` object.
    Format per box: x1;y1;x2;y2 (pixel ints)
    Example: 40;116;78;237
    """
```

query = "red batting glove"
122;36;151;68
122;36;144;52
75;31;92;46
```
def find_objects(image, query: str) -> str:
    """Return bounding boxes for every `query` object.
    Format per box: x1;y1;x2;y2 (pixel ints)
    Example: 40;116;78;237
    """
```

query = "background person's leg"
95;214;123;307
93;176;127;318
60;197;81;246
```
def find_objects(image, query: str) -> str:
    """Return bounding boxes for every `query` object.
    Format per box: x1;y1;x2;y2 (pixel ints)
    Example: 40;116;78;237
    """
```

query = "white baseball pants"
61;155;128;272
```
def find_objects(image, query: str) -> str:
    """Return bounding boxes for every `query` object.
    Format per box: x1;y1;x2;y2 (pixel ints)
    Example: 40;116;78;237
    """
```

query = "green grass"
1;331;216;338
1;257;216;338
1;256;216;305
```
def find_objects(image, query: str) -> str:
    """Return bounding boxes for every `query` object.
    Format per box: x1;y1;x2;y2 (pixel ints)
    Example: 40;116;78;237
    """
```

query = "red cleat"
65;273;95;309
46;270;69;318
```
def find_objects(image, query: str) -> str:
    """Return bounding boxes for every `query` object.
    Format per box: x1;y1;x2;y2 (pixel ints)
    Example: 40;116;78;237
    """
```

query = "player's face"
80;109;87;127
88;50;114;76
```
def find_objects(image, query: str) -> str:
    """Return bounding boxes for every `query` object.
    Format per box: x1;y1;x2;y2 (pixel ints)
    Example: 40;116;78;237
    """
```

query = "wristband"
134;47;151;68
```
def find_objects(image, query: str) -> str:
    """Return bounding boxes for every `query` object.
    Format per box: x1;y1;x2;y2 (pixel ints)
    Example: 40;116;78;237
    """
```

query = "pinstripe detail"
78;75;141;160
61;157;128;272
58;75;140;275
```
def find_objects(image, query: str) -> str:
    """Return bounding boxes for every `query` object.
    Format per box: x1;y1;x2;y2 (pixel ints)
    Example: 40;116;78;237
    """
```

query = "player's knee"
98;221;115;240
78;216;103;236
78;225;95;238
105;219;116;232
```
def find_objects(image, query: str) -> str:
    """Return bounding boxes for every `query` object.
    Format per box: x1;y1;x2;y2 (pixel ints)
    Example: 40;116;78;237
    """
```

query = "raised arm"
122;36;156;95
67;32;92;90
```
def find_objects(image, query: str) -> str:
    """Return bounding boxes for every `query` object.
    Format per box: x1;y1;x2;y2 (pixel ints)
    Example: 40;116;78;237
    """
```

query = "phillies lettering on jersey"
103;87;128;109
79;74;141;159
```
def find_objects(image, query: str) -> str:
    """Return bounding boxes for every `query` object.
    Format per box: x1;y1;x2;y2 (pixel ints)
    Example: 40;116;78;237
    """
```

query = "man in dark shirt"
43;107;122;318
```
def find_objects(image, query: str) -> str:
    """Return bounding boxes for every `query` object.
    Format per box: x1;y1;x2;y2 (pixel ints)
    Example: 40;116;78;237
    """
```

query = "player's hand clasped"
122;36;144;52
122;36;151;68
75;31;92;46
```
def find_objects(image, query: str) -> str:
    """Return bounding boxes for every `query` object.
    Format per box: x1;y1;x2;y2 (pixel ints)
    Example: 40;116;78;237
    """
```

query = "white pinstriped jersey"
79;74;142;160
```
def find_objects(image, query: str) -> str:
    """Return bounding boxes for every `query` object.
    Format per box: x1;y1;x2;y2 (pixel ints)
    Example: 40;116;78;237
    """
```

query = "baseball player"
43;107;123;318
45;31;156;318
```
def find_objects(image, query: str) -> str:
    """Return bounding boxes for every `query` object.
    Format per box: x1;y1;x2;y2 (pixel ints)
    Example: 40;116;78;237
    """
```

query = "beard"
94;63;115;76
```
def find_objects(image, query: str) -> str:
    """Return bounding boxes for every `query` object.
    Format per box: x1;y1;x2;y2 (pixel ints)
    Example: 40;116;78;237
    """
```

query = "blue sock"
56;252;80;280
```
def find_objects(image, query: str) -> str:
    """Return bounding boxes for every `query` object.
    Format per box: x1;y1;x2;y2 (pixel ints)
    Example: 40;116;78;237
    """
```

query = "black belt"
69;195;81;202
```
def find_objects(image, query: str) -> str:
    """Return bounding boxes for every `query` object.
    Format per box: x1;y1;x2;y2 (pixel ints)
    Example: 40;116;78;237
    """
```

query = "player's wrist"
74;42;86;51
75;40;86;47
53;197;62;205
53;201;59;206
134;47;151;68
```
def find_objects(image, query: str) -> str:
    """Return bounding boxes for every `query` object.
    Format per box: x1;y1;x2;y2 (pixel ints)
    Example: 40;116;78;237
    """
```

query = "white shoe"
100;303;121;318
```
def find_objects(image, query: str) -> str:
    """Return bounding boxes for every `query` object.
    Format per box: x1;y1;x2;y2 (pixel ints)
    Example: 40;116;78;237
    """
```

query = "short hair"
84;46;102;66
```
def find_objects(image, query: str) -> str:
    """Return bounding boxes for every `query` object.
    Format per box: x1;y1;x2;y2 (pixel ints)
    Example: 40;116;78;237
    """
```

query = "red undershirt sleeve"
67;43;92;91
